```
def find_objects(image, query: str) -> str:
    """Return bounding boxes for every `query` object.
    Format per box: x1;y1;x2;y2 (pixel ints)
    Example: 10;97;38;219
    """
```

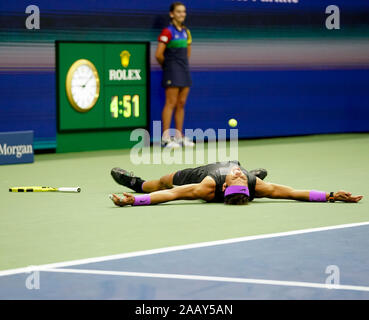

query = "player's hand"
334;190;363;203
111;193;135;207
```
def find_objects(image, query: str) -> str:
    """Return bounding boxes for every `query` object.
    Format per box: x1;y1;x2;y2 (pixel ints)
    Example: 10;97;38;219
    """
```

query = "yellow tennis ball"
228;118;238;127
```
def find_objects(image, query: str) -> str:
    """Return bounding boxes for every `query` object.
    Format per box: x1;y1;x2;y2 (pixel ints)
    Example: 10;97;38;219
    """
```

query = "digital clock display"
110;95;140;119
104;86;146;128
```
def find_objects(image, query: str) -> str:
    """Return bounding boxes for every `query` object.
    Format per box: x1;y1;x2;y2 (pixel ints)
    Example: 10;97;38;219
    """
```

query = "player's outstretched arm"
255;178;363;203
110;178;215;207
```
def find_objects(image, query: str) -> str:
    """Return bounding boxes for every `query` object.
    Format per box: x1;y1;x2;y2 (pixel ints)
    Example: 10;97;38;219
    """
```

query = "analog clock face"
66;59;100;112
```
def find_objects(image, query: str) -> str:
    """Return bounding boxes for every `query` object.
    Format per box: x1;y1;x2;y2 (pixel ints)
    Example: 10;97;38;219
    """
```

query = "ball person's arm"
254;178;363;203
111;178;215;207
155;42;166;67
186;28;192;59
187;44;191;59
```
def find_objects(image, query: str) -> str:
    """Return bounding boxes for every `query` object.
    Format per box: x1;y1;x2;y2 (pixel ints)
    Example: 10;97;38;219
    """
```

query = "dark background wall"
1;0;369;149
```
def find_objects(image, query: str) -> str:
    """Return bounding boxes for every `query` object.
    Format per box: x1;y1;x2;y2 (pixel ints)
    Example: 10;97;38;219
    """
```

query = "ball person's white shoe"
161;137;181;149
175;136;195;147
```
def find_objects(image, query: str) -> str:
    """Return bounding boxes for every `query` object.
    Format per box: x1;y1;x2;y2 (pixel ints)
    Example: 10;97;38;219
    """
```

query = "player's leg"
111;168;176;193
141;172;176;192
134;167;199;193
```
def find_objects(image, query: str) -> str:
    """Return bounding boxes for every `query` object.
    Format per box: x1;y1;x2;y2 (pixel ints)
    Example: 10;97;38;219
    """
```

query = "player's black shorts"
173;167;207;186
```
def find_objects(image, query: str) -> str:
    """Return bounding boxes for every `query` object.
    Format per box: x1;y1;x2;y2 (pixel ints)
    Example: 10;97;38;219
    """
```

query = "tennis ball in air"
228;118;238;128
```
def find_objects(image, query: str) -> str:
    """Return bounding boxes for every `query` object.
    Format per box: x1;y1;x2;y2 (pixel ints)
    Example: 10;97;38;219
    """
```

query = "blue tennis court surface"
1;223;369;299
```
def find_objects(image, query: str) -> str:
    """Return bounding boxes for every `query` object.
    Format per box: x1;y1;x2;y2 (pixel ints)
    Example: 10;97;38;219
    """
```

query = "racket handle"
58;187;81;193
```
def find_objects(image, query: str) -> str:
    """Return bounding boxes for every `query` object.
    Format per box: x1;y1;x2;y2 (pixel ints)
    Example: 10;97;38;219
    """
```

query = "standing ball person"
156;2;195;148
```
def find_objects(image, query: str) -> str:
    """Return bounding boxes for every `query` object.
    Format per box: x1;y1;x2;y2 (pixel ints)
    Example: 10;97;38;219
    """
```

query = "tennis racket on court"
9;186;81;193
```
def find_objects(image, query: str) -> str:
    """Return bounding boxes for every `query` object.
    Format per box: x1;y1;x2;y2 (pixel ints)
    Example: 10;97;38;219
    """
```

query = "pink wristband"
133;194;151;206
309;190;327;202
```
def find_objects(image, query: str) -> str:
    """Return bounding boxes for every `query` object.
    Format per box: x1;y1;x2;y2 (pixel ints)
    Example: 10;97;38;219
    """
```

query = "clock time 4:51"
110;94;140;118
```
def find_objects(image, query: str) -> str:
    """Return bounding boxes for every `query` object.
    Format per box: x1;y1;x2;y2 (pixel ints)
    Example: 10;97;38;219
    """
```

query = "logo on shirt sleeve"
160;35;169;43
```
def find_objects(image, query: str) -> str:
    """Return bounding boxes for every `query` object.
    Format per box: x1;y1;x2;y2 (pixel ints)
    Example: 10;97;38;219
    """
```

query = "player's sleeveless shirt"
173;160;257;203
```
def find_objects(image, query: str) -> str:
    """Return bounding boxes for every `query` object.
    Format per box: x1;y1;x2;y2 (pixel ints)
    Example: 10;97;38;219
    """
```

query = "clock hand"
84;77;95;87
81;75;93;88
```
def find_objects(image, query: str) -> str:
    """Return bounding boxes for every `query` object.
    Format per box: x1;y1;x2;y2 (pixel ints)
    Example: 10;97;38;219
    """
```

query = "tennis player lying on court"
109;160;363;207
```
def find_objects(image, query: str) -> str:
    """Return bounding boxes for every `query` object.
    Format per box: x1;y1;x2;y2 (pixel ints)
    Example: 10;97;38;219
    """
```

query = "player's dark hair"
224;193;249;205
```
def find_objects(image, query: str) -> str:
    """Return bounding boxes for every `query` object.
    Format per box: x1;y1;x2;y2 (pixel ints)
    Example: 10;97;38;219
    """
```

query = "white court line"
1;221;369;277
43;268;369;293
